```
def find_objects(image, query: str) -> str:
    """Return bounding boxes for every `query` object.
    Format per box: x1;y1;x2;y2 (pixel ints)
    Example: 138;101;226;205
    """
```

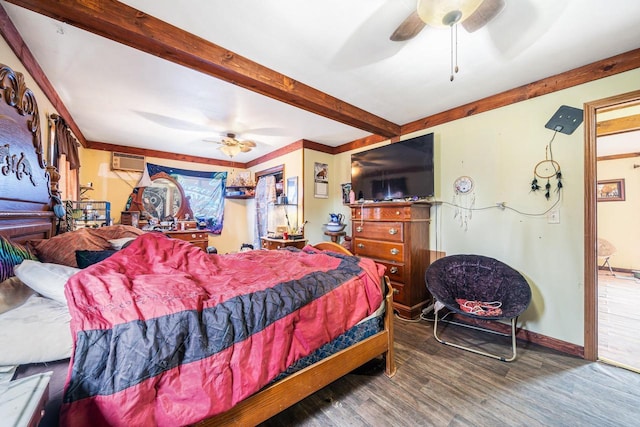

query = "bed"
0;62;396;426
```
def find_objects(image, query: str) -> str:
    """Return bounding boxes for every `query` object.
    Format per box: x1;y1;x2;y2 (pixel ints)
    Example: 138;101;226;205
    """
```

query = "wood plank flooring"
261;317;640;427
598;271;640;371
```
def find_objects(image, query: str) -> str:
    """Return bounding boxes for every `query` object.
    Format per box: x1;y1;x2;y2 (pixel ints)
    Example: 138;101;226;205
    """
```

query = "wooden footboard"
197;279;396;426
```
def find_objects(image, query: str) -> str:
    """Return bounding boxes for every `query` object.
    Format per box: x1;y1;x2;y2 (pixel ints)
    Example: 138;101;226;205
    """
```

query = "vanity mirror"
128;172;193;221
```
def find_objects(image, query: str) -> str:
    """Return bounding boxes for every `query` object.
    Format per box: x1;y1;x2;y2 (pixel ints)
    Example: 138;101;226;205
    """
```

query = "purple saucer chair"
425;254;532;362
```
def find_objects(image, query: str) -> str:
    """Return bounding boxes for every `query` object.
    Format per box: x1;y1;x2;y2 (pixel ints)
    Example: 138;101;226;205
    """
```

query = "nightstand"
0;371;51;427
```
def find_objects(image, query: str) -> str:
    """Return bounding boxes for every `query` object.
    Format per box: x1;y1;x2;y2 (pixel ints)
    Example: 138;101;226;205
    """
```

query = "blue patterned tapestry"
147;163;227;234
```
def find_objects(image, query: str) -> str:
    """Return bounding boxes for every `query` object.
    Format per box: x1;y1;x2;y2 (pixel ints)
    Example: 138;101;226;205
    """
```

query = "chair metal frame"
432;308;520;362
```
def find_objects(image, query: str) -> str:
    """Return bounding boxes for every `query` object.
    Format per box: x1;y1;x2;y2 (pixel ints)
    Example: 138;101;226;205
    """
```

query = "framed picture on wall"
314;162;328;198
597;179;625;201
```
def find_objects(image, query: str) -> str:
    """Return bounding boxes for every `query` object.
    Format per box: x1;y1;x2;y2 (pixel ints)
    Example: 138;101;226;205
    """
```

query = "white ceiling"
3;0;640;162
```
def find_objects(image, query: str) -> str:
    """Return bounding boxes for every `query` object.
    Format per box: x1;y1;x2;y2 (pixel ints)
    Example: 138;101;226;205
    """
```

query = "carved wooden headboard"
0;63;56;243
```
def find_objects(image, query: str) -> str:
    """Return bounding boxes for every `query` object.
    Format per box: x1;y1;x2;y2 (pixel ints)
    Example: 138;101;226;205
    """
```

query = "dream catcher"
453;175;475;230
531;144;563;200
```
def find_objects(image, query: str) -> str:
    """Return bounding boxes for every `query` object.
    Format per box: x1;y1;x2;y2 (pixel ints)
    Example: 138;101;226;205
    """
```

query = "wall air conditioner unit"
111;152;145;172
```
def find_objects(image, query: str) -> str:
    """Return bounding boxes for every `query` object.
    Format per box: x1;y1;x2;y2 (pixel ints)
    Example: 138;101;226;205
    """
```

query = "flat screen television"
350;133;434;202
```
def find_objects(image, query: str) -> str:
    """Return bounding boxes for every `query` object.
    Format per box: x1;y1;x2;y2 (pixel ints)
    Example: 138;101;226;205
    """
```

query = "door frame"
583;89;640;361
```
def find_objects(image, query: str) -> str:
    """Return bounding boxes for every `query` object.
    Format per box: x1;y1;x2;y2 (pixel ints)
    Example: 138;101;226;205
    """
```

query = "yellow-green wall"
332;68;640;346
597;155;640;270
302;149;340;245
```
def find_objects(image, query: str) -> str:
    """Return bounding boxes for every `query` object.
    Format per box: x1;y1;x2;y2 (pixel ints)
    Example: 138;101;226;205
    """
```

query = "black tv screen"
351;133;434;202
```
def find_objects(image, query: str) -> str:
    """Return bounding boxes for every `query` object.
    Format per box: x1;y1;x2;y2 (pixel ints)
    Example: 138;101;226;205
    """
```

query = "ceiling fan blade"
240;146;252;153
462;0;505;33
241;140;257;147
390;11;426;42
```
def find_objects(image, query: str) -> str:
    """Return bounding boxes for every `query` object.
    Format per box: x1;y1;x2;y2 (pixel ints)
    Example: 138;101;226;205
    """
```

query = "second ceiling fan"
206;133;257;158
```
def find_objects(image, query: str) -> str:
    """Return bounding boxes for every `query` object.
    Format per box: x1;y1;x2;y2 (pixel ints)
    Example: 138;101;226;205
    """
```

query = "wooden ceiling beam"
5;0;400;139
401;49;640;136
597;114;640;137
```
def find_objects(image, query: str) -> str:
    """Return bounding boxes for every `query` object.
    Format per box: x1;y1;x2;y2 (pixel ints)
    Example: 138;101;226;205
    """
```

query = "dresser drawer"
377;261;406;284
352;205;412;221
353;221;403;242
167;231;208;242
164;231;208;251
390;280;407;305
353;238;404;262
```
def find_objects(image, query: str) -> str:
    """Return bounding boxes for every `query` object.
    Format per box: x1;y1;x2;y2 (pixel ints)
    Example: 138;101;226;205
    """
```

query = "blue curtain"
147;163;227;234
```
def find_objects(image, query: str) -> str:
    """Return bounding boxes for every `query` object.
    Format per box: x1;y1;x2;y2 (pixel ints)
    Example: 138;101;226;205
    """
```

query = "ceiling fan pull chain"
450;24;454;81
455;24;459;74
449;24;459;81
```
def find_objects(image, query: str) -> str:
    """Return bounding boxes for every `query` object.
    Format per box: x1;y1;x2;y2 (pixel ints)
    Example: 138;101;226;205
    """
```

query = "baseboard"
449;314;584;358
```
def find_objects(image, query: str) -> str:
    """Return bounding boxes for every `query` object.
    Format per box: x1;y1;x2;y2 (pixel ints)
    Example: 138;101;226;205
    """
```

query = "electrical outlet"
547;209;560;224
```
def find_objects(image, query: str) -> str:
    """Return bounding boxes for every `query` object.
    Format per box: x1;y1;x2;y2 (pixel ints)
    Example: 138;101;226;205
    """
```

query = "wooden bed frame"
0;63;396;426
199;276;395;426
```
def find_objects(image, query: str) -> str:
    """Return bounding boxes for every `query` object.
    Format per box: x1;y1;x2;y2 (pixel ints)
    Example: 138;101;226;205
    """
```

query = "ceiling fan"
391;0;505;41
205;133;257;158
390;0;505;80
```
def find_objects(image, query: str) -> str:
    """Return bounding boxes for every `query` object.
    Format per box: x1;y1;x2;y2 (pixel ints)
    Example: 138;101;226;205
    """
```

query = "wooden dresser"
351;202;432;319
164;230;209;251
261;237;308;250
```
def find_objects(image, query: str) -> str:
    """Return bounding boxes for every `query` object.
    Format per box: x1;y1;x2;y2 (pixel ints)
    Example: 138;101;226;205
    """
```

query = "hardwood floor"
598;271;640;372
261;317;640;427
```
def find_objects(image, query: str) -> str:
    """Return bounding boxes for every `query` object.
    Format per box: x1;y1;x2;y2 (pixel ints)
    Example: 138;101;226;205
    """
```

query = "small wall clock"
454;176;474;194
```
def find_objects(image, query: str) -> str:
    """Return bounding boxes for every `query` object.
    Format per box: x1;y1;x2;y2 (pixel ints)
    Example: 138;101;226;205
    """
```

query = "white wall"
334;69;640;345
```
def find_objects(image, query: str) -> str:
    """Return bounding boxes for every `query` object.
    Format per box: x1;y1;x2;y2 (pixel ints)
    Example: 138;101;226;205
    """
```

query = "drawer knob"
390;248;399;255
389;266;398;274
357;243;365;249
388;228;398;235
356;226;363;232
191;234;196;238
393;288;399;295
395;211;400;215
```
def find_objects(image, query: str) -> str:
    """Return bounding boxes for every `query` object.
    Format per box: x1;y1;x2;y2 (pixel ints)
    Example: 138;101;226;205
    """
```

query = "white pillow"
14;260;80;304
0;295;72;364
108;237;137;250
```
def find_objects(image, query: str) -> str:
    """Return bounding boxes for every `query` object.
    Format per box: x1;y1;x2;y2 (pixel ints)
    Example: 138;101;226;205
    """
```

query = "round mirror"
142;177;181;219
128;172;193;221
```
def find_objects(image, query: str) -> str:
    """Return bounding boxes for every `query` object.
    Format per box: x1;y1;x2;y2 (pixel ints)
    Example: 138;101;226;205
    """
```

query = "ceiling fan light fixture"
220;144;241;158
417;0;483;27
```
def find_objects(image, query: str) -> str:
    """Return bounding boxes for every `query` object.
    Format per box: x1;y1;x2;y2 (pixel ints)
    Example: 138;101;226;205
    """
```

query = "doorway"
584;90;640;370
